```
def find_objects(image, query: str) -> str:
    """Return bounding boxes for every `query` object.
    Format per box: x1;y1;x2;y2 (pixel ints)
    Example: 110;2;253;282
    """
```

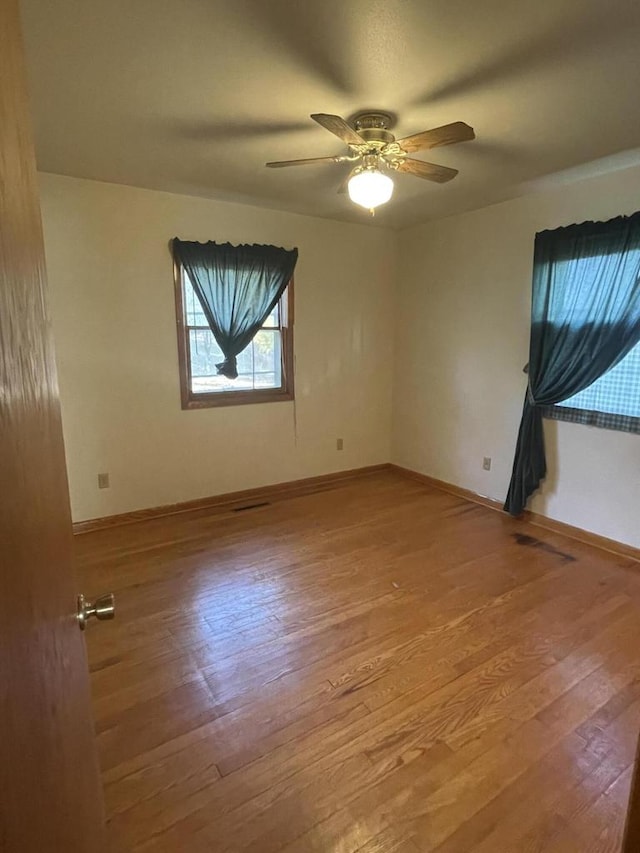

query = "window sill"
541;404;640;435
181;389;294;410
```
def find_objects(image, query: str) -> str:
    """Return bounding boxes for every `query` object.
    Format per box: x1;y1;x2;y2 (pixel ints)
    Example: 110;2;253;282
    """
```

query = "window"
544;340;640;432
174;264;294;409
541;250;640;434
505;215;640;517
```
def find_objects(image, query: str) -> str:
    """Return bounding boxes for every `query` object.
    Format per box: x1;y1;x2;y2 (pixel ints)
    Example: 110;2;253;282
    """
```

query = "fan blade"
266;155;343;168
310;113;363;147
397;121;475;153
396;158;459;183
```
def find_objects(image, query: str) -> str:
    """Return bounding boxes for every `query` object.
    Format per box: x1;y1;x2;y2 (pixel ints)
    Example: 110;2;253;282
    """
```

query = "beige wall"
40;174;396;522
392;164;640;548
42;167;640;544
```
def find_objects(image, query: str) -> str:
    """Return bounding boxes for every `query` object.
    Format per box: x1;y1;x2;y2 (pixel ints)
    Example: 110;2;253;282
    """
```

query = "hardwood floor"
77;470;640;852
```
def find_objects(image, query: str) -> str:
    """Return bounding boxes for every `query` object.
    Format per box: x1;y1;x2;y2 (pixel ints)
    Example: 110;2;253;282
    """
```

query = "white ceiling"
20;0;640;229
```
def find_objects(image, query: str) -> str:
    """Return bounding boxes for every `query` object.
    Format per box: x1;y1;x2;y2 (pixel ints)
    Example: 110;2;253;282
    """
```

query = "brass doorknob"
77;593;115;630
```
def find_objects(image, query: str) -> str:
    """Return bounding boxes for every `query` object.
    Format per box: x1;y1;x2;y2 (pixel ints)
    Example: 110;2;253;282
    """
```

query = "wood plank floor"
76;470;640;852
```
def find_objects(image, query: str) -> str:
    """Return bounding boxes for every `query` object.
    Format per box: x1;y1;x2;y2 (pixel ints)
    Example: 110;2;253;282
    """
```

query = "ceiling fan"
266;111;475;212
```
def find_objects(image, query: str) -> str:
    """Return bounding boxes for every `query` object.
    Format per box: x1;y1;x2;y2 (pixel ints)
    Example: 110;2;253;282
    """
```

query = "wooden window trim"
173;259;295;410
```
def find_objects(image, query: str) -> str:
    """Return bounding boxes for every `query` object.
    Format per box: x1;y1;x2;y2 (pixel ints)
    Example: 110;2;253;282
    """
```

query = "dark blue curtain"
504;213;640;516
172;239;298;379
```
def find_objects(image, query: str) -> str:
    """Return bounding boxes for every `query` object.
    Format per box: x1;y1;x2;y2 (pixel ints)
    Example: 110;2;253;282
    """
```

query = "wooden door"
623;738;640;850
0;1;106;850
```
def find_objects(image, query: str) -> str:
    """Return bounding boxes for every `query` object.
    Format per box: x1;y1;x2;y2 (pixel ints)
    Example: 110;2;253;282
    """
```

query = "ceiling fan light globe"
347;170;394;210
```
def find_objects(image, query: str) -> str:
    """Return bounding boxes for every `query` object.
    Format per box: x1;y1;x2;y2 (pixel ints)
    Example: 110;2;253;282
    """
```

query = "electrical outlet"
336;438;344;451
482;457;492;471
98;472;110;489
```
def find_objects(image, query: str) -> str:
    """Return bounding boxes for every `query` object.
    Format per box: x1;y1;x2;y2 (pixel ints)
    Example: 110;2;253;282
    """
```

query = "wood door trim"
390;464;640;563
72;464;391;534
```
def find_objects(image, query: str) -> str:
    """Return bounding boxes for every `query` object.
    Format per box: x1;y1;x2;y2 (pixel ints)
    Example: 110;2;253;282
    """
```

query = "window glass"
557;343;640;418
176;268;293;408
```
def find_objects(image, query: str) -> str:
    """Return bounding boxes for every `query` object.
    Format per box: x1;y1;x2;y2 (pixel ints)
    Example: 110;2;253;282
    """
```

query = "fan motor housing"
357;127;395;145
352;111;396;147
